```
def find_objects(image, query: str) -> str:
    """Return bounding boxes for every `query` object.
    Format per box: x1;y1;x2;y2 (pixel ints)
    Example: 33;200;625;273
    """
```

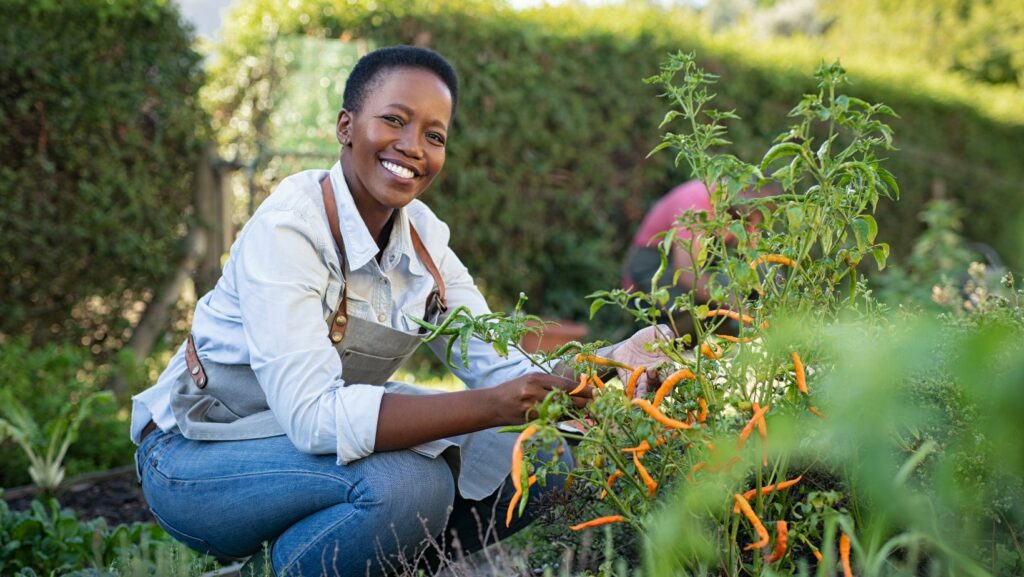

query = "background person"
622;179;771;338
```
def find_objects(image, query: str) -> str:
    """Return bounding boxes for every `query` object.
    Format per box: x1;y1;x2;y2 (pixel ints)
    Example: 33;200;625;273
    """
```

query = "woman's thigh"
137;430;456;561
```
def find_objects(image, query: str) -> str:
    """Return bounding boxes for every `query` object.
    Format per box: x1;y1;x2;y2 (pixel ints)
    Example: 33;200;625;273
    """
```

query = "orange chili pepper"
590;372;606;389
808;405;827;420
633;399;693;429
706;308;755;325
737;404;770;449
575;354;634;371
791;351;809;394
652;368;696;407
733;493;770;550
764;520;789;563
697;397;708;423
732;475;804;513
633;452;658;496
624;365;645;398
621;439;652;457
840;534;853;577
700;341;723;360
599;470;623;499
812;548;824;562
750;254;798;269
570;515;625;531
716;334;755;344
568;373;590;396
752;401;769;467
505;425;538;527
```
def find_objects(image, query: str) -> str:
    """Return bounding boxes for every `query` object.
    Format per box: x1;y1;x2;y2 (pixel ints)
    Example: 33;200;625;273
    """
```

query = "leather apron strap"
320;175;447;344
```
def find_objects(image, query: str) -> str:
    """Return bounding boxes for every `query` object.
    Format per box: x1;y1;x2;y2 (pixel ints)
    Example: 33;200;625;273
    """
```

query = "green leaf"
589;298;607;319
786;206;804;229
871;243;890;270
851;215;878;251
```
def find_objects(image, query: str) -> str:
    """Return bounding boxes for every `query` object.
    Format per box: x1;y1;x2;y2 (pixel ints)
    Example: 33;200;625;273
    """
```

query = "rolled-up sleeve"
233;206;383;462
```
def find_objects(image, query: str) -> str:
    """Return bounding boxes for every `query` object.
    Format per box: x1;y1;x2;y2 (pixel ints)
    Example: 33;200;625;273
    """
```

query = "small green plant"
0;495;215;576
0;389;114;494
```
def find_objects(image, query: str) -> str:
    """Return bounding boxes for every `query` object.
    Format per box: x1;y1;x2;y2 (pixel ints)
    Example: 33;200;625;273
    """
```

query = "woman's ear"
336;109;353;146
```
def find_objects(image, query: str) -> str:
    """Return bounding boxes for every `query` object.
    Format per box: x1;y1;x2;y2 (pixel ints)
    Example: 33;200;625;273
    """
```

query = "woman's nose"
394;130;424;159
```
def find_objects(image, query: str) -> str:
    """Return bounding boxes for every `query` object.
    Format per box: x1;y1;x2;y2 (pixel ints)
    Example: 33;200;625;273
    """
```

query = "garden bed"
3;465;154;526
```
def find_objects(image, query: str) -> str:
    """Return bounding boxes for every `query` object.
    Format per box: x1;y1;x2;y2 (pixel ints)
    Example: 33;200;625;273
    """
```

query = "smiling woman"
129;45;670;577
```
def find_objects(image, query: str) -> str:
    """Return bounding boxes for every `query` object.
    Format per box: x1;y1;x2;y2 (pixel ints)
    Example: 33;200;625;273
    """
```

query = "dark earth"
4;465;155;526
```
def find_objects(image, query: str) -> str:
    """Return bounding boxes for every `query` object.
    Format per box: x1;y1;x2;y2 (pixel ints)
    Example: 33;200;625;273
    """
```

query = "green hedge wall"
206;0;1024;327
0;0;207;347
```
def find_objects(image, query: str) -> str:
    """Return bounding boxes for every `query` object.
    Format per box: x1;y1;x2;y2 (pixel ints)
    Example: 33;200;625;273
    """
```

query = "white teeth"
382;160;414;179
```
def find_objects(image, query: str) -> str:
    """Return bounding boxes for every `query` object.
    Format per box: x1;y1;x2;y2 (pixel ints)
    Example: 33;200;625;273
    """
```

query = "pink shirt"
630;180;713;248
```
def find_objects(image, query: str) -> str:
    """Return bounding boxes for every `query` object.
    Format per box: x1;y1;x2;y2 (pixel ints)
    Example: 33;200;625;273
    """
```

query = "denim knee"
356;451;456;540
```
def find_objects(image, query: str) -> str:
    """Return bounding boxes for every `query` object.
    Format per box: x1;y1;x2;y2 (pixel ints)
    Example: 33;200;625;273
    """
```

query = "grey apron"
170;174;515;500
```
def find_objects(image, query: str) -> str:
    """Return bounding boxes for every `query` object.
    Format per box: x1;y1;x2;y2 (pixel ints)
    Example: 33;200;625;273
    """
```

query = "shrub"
205;0;1024;326
0;0;207;348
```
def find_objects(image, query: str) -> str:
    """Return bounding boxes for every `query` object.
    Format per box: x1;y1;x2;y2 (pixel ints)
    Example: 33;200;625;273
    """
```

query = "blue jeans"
136;429;571;576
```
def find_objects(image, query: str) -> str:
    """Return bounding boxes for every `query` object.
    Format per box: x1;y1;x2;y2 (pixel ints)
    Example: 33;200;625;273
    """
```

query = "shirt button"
378;314;386;322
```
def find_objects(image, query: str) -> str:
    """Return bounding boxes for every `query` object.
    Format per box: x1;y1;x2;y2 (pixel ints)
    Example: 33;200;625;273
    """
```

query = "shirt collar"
329;162;425;276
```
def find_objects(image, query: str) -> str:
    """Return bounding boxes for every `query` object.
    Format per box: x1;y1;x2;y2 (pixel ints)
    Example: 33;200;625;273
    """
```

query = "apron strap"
320;174;448;344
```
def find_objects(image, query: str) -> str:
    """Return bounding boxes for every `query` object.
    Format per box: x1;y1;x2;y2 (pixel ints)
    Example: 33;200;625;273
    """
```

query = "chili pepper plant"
416;54;1021;576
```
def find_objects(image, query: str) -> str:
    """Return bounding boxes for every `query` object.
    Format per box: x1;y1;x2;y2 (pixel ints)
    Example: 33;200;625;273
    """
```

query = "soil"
4;465;155;526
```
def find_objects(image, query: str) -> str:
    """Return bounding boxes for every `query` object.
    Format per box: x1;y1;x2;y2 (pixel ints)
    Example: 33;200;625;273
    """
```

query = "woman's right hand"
491;372;591;425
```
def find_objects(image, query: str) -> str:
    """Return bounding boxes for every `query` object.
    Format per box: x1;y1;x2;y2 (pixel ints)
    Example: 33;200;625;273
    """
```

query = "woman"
132;46;667;577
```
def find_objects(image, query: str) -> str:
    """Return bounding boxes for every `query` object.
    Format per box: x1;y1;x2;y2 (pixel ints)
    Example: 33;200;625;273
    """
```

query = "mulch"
3;465;156;526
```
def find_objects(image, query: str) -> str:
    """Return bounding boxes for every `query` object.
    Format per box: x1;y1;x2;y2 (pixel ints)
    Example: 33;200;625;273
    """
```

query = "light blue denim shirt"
131;162;539;464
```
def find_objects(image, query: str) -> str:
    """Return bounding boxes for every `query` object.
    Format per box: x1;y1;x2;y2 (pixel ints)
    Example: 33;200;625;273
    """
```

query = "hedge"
205;0;1024;328
0;0;207;348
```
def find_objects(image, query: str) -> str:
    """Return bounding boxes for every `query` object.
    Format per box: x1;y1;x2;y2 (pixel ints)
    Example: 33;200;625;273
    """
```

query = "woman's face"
337;67;452;215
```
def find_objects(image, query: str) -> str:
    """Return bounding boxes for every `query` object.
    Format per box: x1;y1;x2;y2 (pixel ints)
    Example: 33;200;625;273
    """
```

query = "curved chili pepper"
624;365;645;398
733;493;770;550
791;351;809;394
764;520;789;562
652;368;697;407
840;534;854;577
737;404;770;449
505;425;538;527
570;515;625;531
633;399;693;430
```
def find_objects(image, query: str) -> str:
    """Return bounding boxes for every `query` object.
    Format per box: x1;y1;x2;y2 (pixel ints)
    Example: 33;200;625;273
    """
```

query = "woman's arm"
374;371;583;451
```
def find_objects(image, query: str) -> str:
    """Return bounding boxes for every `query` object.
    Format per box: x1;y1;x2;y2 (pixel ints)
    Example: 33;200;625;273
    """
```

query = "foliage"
432;56;1024;575
816;0;1024;88
0;0;207;348
0;340;140;489
0;496;216;577
0;389;114;494
204;0;1024;327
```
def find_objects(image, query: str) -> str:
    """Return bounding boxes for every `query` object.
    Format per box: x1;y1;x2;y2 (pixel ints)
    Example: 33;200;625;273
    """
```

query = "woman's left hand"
606;325;674;398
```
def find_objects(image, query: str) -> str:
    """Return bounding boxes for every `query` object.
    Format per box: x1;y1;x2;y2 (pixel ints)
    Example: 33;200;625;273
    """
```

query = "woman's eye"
427;132;446;146
382;115;403;126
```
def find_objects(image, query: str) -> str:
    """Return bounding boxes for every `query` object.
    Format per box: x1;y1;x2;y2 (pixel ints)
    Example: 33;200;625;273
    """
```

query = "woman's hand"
492;372;590;425
606;325;674;398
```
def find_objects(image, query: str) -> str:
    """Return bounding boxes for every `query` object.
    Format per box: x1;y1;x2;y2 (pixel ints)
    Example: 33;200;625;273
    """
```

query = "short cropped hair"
343;45;460;120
